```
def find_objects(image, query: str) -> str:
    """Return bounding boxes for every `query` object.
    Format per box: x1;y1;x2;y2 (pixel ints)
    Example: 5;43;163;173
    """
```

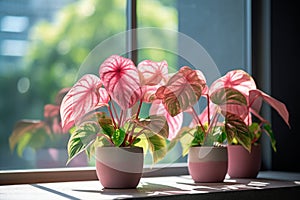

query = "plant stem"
119;110;124;127
111;101;120;125
207;111;219;137
206;94;211;126
191;107;206;133
135;100;143;120
107;105;118;129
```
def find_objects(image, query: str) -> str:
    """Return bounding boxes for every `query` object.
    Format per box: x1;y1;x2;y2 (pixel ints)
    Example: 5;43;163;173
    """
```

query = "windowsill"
1;171;300;199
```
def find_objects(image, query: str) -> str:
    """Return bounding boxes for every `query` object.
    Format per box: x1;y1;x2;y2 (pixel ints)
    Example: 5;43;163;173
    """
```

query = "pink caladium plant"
165;68;290;155
211;70;290;152
60;55;183;164
9;88;71;157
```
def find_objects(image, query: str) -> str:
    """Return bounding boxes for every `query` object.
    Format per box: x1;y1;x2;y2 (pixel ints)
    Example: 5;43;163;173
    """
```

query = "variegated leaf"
99;55;142;110
156;66;206;117
137;60;168;85
60;74;102;131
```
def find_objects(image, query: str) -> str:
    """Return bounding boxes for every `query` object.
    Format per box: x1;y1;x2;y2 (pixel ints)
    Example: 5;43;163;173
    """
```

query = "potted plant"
161;67;243;183
9;88;87;168
162;66;290;182
208;69;290;178
60;55;182;189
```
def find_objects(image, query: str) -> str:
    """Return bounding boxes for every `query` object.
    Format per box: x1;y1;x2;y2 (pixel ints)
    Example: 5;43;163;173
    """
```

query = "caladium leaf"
211;87;247;106
149;100;183;140
225;113;252;152
111;128;126;147
156;66;206;117
137;60;168;85
44;104;65;134
98;88;110;106
141;85;160;103
262;123;277;152
249;90;290;128
60;74;102;131
96;112;114;137
44;104;60;119
146;133;167;164
67;121;99;164
211;87;249;121
129;115;169;139
210;69;257;95
99;55;142;110
9;120;48;157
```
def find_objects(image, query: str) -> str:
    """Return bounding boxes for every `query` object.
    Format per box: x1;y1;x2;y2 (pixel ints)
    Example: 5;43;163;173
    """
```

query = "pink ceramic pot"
188;146;228;183
95;146;144;189
227;144;261;178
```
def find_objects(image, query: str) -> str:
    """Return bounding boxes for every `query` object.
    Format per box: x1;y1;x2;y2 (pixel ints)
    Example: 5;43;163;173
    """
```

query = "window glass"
136;0;251;166
0;0;127;170
0;0;251;171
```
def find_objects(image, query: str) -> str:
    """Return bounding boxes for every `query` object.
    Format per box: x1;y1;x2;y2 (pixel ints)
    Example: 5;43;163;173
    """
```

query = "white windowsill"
1;171;300;200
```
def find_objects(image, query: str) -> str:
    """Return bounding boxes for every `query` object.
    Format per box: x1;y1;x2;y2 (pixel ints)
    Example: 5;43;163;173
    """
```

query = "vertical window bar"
126;0;138;64
252;0;272;170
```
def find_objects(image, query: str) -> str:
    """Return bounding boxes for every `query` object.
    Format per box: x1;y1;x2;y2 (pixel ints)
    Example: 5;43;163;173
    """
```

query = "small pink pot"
188;146;228;183
95;146;144;189
227;144;261;178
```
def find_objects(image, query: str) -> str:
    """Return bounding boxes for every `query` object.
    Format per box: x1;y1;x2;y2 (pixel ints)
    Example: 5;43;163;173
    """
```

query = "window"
1;0;253;183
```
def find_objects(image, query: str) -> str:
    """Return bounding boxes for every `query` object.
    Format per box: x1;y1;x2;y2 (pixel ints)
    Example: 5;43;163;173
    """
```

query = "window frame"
1;0;262;185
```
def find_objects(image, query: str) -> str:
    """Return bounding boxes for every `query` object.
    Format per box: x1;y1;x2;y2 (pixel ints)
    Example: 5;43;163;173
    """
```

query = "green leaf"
225;113;251;152
9;120;48;157
146;134;167;163
137;115;169;138
96;112;115;137
111;128;126;147
192;126;205;146
180;132;194;157
67;121;98;164
132;137;141;145
249;122;262;142
263;123;277;152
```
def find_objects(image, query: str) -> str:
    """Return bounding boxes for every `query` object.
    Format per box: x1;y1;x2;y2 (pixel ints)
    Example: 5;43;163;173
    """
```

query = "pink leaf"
150;100;183;140
44;104;66;134
141;85;160;103
60;74;102;131
249;90;290;127
156;66;206;117
219;104;250;123
137;60;168;85
210;70;257;96
99;55;142;110
44;104;60;119
98;87;110;105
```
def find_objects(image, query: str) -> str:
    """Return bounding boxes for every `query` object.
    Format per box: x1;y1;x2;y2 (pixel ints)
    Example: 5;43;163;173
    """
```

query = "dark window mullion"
126;0;138;64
